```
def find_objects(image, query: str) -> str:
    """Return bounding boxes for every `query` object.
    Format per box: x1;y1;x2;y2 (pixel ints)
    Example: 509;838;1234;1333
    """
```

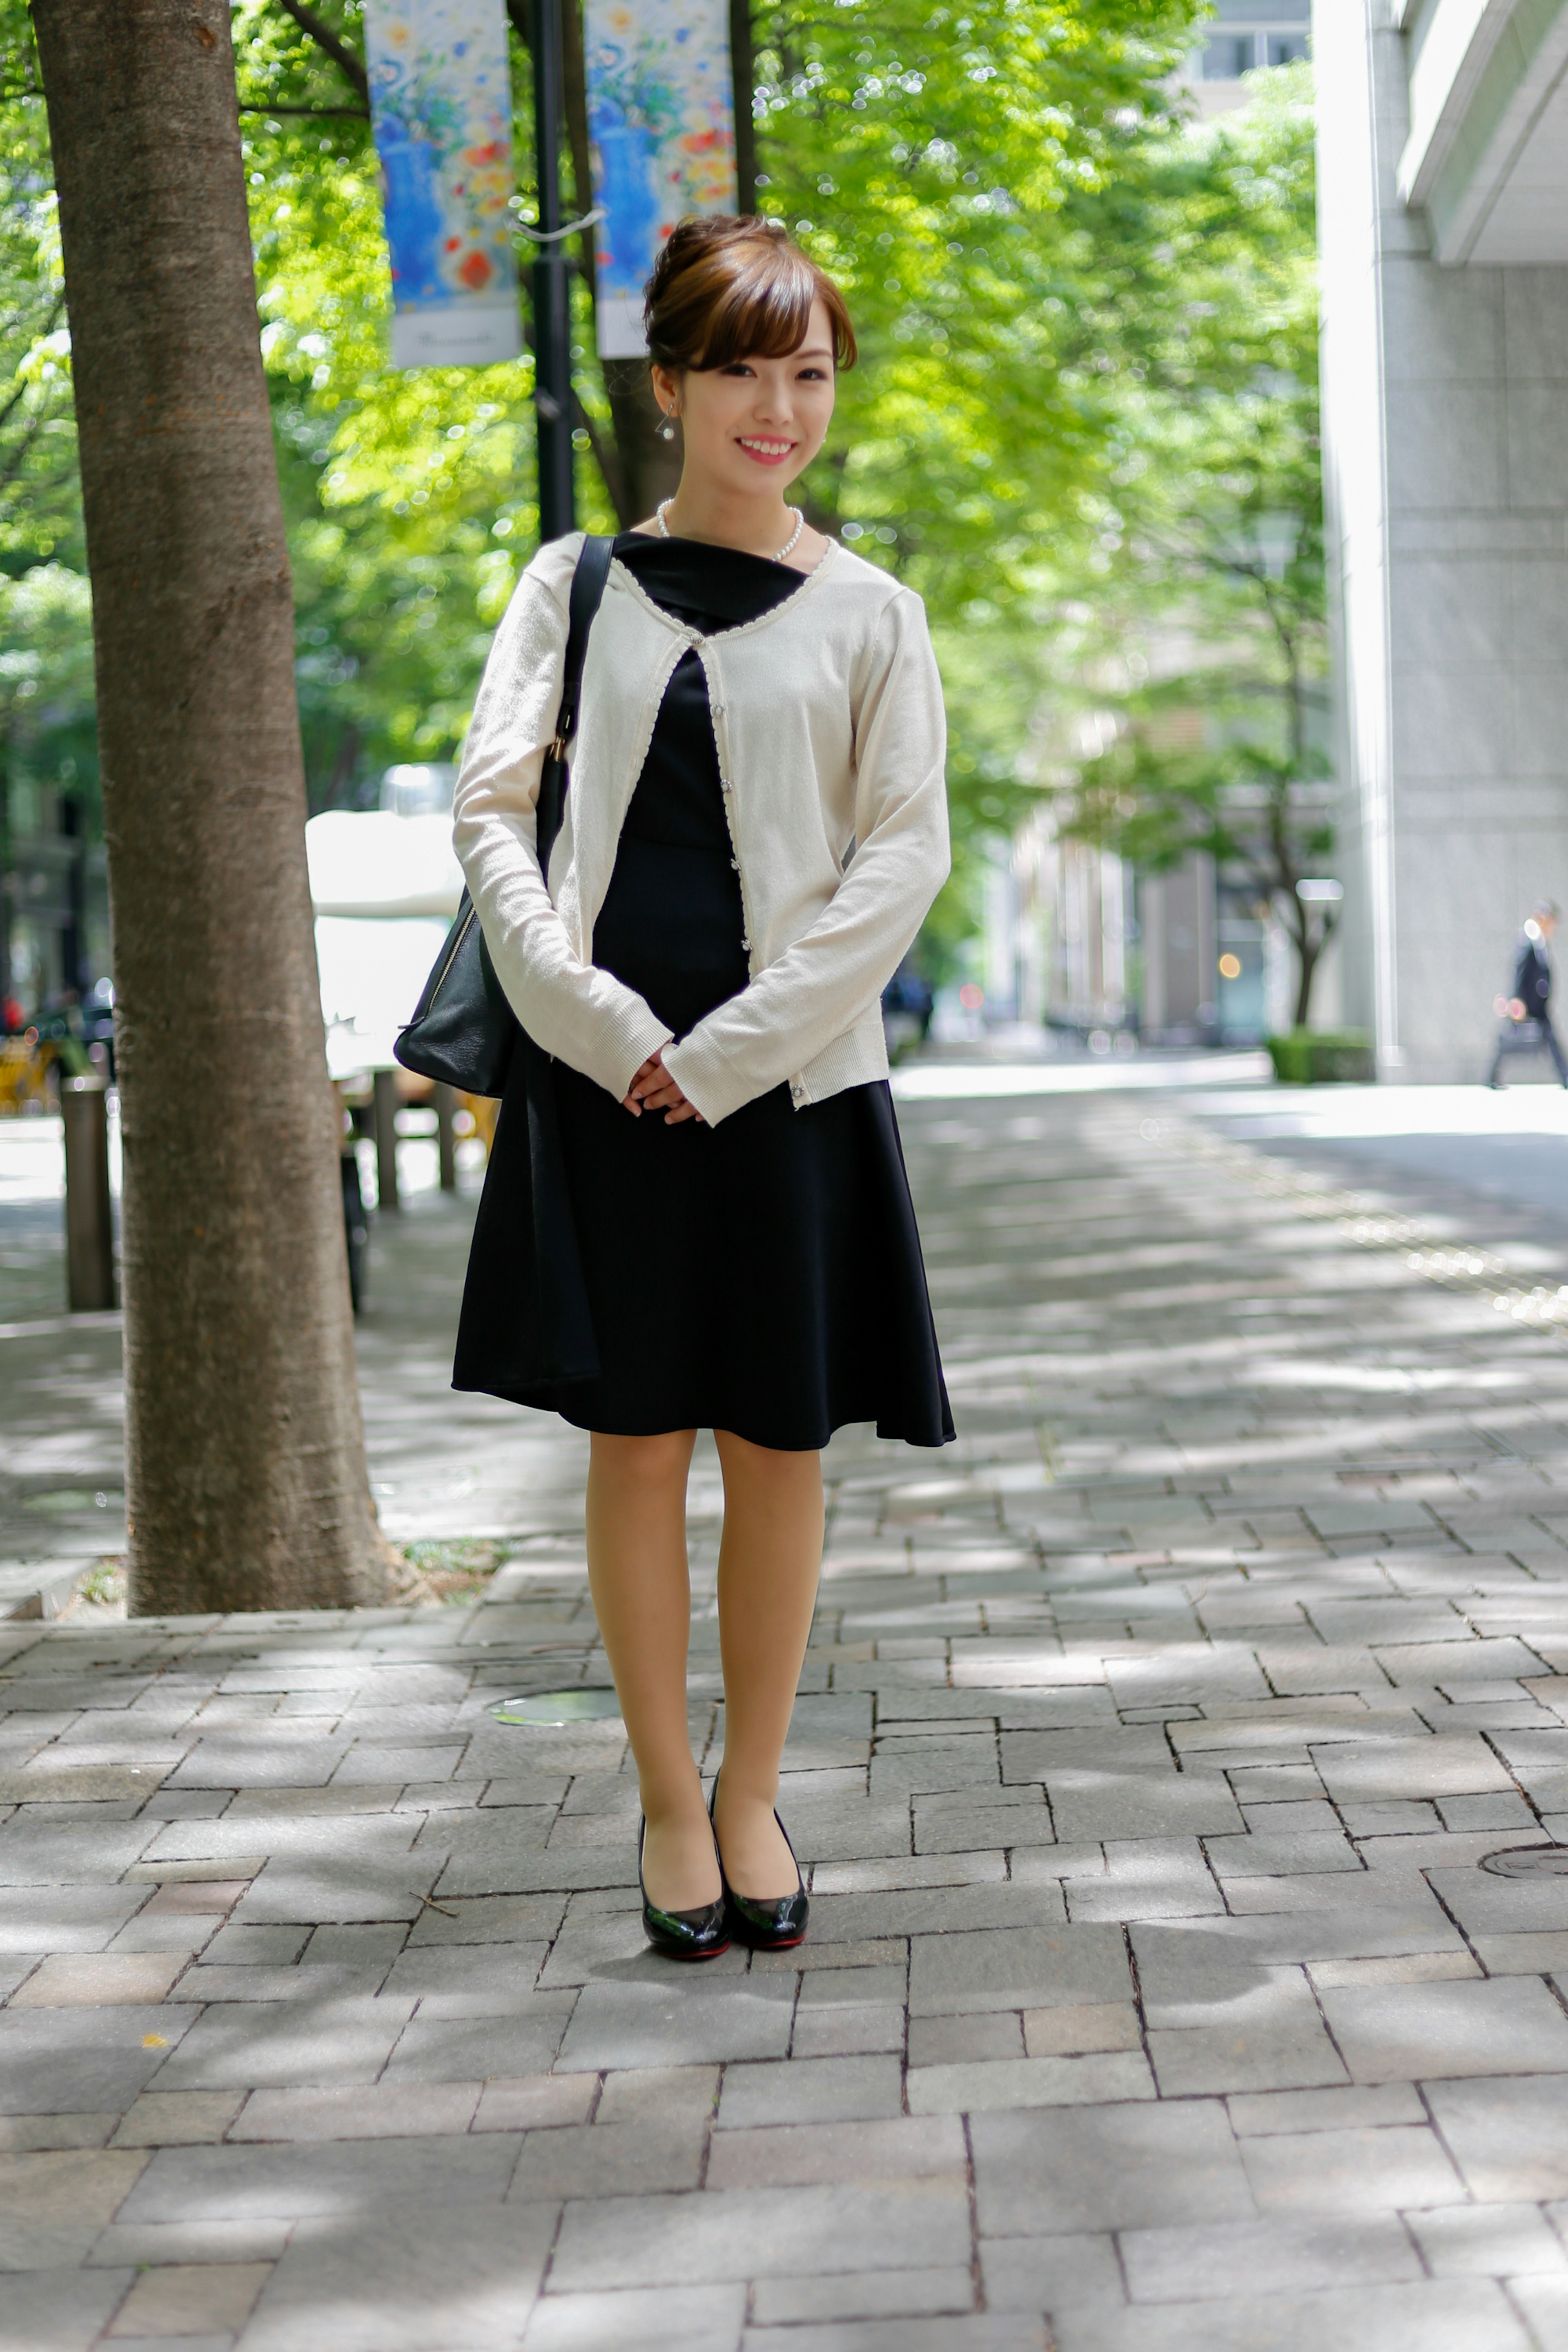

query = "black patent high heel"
708;1775;809;1952
638;1815;730;1962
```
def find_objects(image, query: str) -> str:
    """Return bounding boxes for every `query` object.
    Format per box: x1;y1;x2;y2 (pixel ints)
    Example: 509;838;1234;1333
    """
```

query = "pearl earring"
659;409;676;441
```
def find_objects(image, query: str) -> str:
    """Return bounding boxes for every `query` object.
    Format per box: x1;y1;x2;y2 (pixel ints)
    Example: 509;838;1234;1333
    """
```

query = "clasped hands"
623;1047;703;1125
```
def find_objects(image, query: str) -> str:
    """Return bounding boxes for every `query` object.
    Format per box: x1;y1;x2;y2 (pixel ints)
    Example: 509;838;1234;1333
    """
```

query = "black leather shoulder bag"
394;532;616;1096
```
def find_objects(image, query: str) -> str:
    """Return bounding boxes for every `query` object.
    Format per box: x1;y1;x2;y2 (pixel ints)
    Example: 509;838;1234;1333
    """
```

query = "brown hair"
644;216;857;374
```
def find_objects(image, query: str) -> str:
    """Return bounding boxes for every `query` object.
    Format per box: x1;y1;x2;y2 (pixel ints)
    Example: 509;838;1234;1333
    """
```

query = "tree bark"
34;0;388;1615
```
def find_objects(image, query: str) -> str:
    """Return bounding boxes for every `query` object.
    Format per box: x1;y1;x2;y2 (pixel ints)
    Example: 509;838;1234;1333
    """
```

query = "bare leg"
712;1430;824;1898
585;1429;719;1912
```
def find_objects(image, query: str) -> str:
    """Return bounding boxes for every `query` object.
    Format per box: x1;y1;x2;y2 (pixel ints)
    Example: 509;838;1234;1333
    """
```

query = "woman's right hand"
624;1049;704;1124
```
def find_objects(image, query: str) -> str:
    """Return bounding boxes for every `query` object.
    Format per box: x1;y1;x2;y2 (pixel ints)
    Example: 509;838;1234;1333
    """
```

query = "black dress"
453;533;953;1452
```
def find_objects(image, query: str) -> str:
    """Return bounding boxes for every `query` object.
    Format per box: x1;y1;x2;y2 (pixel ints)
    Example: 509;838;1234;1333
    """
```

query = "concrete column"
1317;0;1568;1079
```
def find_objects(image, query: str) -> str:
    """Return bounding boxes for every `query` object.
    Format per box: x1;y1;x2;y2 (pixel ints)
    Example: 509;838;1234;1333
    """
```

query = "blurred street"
5;1067;1568;2344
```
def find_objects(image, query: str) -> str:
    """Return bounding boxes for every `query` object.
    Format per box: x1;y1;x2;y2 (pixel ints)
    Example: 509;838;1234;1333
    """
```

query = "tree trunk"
34;0;388;1615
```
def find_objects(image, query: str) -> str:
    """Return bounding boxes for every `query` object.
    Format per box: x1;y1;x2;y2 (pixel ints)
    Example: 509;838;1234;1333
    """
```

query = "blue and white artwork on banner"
584;0;737;357
363;0;522;369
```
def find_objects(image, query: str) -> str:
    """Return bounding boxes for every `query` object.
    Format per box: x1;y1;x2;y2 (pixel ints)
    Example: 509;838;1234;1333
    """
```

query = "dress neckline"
611;532;815;633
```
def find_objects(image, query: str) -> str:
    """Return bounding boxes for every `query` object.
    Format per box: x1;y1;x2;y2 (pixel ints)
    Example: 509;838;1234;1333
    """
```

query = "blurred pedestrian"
451;219;953;1963
1488;902;1568;1087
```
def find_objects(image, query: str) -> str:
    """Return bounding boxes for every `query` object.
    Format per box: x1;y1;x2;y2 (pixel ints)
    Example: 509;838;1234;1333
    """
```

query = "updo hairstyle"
644;216;857;375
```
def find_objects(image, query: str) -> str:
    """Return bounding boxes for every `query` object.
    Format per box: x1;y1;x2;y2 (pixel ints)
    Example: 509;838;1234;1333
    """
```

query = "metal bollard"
434;1082;458;1194
61;1076;116;1311
372;1068;400;1214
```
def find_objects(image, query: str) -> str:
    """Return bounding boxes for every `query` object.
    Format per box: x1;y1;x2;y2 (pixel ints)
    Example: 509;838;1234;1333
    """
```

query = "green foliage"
2;0;1326;1000
1041;67;1331;1019
1266;1029;1374;1085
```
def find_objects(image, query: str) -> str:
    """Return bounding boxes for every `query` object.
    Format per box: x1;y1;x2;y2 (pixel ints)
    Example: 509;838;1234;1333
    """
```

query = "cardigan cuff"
601;1002;677;1104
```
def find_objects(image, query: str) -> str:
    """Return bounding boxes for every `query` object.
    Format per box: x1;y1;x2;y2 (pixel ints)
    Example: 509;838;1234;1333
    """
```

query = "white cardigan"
451;530;951;1128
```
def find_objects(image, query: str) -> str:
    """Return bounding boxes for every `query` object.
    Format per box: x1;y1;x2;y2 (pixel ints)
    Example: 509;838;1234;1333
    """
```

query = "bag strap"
549;532;615;762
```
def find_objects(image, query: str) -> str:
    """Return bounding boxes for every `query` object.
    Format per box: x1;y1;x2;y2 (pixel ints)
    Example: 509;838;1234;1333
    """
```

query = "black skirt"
452;532;953;1452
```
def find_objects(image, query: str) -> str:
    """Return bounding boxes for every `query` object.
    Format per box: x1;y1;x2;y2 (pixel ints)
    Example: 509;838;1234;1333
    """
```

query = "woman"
451;215;953;1959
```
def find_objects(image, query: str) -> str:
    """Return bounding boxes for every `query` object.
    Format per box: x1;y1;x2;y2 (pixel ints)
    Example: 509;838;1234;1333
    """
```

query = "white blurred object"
306;805;465;1080
379;763;457;818
306;810;464;920
315;915;451;1082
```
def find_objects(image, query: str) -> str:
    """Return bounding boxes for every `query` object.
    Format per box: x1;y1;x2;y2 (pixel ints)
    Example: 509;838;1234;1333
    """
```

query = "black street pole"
530;0;575;541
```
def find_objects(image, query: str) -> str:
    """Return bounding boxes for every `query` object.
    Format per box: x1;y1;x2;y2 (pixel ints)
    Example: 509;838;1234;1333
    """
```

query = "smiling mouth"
736;437;796;461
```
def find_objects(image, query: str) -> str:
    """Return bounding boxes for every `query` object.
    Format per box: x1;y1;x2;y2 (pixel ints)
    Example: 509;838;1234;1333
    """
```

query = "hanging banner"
584;0;737;358
363;0;523;370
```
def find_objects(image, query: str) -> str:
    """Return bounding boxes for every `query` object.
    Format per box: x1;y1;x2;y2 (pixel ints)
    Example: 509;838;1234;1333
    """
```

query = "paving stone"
1427;2075;1568;2200
548;2182;973;2289
910;2013;1024;2066
812;1884;1067;1941
1120;2213;1421;2303
382;2000;576;2083
706;2117;964;2189
1317;1976;1568;2083
0;2267;134;2351
1310;1734;1516;1803
791;2002;905;2057
405;1894;567;1946
750;2267;975;2324
970;2101;1253;2235
151;1998;411;2092
117;2135;520;2221
112;2093;244;2148
1225;2085;1425;2136
0;2146;150;2224
229;2084;480;2141
1510;2280;1568;2352
0;2112;118;2152
979;2233;1125;2316
908;2051;1155;2114
198;1927;310;1969
472;2075;595;2132
520;2286;748;2351
909;1924;1130;2017
240;2199;559;2350
381;1941;551;2013
8;1952;187;2006
0;1889;145;1953
508;2119;706;2198
1051;1838;1225;1923
1049;2278;1533;2352
86;2218;305;2267
555;1974;794;2073
1407;2201;1568;2277
717;2057;903;2127
1239;2124;1466;2214
740;2323;1048;2352
0;2007;201;2115
107;2260;269;2337
1306;1950;1480;1988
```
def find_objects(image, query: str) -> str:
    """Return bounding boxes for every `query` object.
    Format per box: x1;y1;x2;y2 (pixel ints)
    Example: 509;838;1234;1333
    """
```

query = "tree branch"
267;0;368;103
239;99;369;117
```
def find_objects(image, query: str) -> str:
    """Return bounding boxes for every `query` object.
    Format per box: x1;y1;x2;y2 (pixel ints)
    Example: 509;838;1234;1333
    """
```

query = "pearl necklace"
656;499;805;564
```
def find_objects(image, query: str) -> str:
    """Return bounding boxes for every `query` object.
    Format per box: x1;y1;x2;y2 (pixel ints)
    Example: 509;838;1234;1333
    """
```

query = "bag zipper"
428;902;477;1009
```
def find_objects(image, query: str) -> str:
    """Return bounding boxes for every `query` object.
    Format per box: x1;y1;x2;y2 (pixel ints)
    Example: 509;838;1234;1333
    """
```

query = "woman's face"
654;296;837;500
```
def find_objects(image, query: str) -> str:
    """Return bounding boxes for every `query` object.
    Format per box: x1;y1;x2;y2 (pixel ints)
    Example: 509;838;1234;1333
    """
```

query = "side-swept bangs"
644;216;857;373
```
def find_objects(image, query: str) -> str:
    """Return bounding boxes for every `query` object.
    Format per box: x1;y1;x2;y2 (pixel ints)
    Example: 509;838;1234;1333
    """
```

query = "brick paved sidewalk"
7;1086;1568;2349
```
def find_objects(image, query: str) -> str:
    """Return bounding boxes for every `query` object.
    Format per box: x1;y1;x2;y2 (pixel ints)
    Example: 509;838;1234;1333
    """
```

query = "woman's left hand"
624;1049;704;1124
